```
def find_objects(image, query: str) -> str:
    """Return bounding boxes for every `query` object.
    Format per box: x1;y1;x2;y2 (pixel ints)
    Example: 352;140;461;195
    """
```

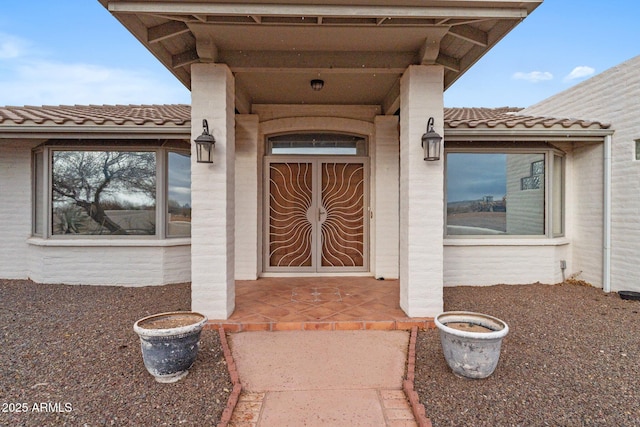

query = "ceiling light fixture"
310;79;324;91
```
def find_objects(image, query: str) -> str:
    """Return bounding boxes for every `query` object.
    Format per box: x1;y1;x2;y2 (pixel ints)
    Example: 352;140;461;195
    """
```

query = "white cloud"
563;66;595;82
0;33;29;59
0;33;189;106
512;71;554;83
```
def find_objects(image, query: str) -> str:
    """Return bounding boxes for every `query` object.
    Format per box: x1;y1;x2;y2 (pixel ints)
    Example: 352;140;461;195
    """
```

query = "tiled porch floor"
208;277;434;331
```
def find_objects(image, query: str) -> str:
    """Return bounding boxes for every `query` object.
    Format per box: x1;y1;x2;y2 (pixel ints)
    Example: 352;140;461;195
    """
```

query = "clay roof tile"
0;104;610;130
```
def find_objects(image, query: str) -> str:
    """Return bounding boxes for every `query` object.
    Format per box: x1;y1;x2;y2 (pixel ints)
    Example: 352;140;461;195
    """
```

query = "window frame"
32;150;45;237
444;142;565;239
32;140;190;240
166;150;192;238
266;132;368;156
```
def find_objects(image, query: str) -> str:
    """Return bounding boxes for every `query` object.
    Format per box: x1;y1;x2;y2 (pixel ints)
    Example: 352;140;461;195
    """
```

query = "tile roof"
0;104;190;126
444;107;610;130
0;104;610;130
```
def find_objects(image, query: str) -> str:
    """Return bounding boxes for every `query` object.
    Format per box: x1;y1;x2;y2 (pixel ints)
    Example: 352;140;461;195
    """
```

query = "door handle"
318;207;327;222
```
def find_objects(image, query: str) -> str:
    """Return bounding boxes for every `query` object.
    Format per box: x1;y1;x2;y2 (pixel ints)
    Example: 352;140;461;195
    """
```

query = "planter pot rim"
435;311;509;340
134;311;208;338
618;290;640;301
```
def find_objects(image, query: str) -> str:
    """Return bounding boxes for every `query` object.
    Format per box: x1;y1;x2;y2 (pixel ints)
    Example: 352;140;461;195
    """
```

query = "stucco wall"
235;114;260;279
524;55;640;291
444;240;569;286
0;140;34;279
567;143;604;287
26;241;190;286
0;140;191;286
373;116;400;278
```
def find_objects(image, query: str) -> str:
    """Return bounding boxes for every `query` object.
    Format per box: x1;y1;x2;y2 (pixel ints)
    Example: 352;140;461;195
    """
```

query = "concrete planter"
133;311;208;383
435;311;509;379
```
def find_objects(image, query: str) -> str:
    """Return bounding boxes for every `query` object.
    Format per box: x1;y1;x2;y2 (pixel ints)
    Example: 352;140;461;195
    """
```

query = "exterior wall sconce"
194;119;215;163
421;117;442;161
310;79;324;91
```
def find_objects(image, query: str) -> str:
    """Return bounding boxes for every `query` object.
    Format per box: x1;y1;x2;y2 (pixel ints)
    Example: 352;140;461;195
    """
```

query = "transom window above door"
267;133;367;156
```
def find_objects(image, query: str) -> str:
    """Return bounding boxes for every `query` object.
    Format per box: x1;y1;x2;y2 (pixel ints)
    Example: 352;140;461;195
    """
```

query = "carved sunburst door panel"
268;163;313;267
320;163;364;267
266;158;367;272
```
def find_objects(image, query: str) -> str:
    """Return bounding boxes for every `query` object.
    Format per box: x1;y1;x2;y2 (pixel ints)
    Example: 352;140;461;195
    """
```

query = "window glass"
167;151;191;237
33;151;44;236
51;151;156;235
552;155;564;236
268;133;367;155
446;152;545;236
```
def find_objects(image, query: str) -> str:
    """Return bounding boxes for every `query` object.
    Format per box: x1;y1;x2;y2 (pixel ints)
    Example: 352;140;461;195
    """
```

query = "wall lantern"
195;119;216;163
421;117;442;161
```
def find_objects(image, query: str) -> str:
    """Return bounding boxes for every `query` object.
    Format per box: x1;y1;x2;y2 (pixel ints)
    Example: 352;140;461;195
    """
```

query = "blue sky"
447;153;507;202
1;0;639;108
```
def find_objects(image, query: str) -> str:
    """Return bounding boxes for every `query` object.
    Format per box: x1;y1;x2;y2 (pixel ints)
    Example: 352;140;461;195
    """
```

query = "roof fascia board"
3;127;610;142
445;128;614;143
108;2;529;19
0;126;190;140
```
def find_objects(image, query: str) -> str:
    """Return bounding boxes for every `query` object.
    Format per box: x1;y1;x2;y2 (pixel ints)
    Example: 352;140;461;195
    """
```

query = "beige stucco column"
373;115;400;279
190;63;236;319
235;114;260;279
399;65;444;317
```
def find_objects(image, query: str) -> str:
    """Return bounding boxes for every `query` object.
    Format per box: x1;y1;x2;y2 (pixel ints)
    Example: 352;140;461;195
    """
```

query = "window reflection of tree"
52;151;156;235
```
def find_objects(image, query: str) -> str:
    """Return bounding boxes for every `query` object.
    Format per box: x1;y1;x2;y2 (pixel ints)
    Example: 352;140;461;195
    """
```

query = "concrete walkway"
227;330;417;426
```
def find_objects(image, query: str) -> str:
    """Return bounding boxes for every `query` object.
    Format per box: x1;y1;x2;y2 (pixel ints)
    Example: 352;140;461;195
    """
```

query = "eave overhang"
99;0;542;112
445;126;614;143
2;105;612;143
0;125;189;140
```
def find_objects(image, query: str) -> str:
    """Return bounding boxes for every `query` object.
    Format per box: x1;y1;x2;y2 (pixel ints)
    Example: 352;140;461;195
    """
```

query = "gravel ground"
4;279;639;426
0;280;232;426
415;282;640;427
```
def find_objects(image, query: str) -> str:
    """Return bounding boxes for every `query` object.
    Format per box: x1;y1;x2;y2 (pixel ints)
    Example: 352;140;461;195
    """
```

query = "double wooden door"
265;157;368;273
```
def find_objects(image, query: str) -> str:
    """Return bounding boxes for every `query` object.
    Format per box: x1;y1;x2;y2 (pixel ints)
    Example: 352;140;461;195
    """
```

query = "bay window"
445;143;564;238
32;141;191;238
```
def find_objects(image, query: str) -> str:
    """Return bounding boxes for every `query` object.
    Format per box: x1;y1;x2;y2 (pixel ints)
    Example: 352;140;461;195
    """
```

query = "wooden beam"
147;20;189;43
448;25;488;47
419;39;440;65
436;53;460;73
152;14;190;23
418;27;450;65
190;25;219;62
172;49;199;69
446;17;493;26
234;81;252;114
195;35;218;62
219;50;414;72
232;67;405;75
382;79;400;115
192;14;207;23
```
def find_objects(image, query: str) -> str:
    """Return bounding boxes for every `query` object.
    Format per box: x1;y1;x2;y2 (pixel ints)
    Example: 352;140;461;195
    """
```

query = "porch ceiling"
100;0;542;113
